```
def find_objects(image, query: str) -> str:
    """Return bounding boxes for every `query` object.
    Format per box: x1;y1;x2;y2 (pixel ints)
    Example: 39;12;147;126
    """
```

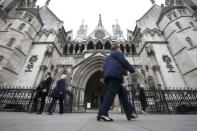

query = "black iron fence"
0;86;73;113
127;86;197;114
1;86;197;114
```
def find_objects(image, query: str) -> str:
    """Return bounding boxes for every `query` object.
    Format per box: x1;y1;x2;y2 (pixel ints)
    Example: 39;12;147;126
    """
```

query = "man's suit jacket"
36;76;53;96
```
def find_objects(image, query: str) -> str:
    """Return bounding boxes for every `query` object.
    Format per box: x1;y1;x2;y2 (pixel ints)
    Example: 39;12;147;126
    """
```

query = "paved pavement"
0;112;197;131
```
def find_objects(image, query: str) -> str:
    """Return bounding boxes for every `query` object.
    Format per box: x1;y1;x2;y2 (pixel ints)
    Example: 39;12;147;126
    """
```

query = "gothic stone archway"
71;53;106;112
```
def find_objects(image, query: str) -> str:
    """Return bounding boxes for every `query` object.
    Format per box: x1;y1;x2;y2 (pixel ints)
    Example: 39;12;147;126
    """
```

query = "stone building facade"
0;0;197;112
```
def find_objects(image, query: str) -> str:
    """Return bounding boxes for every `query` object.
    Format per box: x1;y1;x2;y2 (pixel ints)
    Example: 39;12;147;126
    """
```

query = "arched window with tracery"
87;41;94;50
96;41;103;50
75;44;79;54
104;41;111;50
69;44;74;54
80;44;85;53
125;44;130;54
131;44;136;55
64;44;68;54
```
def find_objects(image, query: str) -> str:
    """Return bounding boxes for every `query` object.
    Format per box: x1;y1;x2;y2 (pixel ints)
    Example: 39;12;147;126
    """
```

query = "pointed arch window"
87;41;94;50
64;44;68;54
131;44;136;55
6;38;16;47
96;41;103;50
80;44;85;54
69;44;74;54
75;44;79;54
18;23;26;30
175;22;182;29
185;37;194;47
125;44;130;54
104;41;111;50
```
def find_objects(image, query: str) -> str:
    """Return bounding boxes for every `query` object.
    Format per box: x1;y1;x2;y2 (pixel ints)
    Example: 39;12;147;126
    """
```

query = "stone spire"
98;14;102;26
45;0;50;6
75;20;88;42
112;19;124;42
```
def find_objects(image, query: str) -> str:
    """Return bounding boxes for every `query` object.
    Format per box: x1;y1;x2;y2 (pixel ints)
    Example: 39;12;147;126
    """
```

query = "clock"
95;30;105;39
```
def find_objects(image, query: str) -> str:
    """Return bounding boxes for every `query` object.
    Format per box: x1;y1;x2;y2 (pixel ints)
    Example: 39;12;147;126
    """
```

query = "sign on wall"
25;55;38;72
162;55;175;73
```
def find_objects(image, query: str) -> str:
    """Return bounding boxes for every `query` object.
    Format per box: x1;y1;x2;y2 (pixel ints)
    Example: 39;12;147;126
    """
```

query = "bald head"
111;43;119;51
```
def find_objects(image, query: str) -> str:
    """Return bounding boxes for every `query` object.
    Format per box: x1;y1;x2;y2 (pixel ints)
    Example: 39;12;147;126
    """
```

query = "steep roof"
136;5;162;31
157;6;185;24
39;6;63;32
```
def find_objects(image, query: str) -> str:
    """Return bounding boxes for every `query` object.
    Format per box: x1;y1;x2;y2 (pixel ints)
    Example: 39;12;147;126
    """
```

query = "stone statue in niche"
162;55;172;64
45;45;54;56
145;44;154;56
29;55;38;63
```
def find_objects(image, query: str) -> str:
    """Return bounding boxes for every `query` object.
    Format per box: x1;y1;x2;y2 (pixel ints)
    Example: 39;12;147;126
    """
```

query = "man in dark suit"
32;72;53;114
97;43;136;122
136;84;148;114
46;74;67;115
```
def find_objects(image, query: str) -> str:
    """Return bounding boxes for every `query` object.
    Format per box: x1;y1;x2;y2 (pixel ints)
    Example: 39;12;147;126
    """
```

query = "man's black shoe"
126;114;137;121
97;115;113;122
36;112;42;114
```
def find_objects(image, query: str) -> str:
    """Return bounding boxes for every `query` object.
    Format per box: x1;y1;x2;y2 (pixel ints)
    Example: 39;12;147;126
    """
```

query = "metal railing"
0;86;73;113
1;86;197;114
127;86;197;114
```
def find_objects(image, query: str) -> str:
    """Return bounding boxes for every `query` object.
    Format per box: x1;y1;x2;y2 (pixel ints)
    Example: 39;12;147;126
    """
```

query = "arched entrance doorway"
71;54;107;112
84;70;106;109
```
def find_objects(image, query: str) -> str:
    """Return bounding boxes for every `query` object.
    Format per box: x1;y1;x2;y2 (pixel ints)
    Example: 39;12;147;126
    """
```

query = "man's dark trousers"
47;97;64;114
32;91;46;113
98;77;134;116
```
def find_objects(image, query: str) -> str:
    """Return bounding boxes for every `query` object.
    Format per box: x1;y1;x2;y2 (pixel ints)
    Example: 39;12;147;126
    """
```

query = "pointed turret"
75;20;88;42
112;19;125;42
98;14;102;26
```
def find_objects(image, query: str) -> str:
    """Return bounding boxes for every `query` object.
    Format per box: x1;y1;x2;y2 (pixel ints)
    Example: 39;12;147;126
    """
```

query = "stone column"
151;65;165;88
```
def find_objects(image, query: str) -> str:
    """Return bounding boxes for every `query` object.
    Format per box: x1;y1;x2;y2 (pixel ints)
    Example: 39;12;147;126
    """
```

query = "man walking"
32;72;53;114
136;84;148;114
46;74;67;115
97;43;136;122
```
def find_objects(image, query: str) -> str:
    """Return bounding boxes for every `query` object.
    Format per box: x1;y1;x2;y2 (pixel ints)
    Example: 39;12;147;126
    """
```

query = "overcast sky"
36;0;165;38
